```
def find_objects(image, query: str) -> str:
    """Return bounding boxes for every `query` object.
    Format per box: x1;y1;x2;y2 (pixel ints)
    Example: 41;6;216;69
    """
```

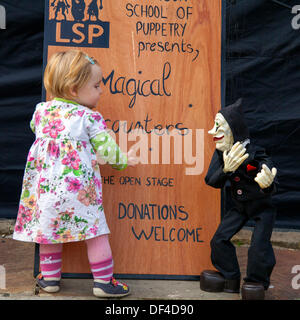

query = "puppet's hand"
223;142;249;173
254;164;277;189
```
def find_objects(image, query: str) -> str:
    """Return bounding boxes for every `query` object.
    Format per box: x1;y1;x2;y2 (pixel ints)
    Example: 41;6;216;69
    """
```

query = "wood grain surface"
45;0;222;277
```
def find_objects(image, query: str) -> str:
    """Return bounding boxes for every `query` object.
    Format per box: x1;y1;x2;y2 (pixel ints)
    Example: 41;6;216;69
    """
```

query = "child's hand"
127;147;139;167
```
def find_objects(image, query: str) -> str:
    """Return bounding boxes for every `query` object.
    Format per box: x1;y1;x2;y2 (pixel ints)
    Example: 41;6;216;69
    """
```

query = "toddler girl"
13;50;137;298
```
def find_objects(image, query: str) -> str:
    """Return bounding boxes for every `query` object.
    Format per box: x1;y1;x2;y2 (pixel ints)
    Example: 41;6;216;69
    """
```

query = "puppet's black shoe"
241;282;265;300
200;270;225;292
224;277;240;293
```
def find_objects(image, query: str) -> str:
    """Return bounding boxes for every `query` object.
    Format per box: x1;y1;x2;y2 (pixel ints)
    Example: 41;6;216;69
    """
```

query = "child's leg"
39;243;63;280
85;235;130;297
85;234;113;282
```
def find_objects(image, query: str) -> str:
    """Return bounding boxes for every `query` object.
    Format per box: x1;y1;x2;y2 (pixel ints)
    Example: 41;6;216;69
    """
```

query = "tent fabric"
0;0;300;229
0;0;45;218
225;0;300;229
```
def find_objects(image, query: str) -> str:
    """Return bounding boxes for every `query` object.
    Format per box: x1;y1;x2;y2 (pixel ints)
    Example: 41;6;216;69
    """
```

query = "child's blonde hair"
44;50;99;99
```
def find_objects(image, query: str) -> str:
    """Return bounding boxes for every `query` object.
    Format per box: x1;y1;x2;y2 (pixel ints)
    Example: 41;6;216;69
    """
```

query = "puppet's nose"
208;126;216;135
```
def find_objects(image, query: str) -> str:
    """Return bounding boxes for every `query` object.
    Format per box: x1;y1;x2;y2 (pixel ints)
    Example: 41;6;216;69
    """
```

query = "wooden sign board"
40;0;223;279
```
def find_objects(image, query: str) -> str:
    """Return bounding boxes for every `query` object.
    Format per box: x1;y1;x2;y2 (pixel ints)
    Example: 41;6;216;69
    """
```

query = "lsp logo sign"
47;0;109;48
0;5;6;29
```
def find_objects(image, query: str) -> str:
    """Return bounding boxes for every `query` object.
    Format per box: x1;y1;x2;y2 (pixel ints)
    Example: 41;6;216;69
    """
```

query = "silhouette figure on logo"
51;0;104;22
51;0;71;20
71;0;85;21
87;0;103;21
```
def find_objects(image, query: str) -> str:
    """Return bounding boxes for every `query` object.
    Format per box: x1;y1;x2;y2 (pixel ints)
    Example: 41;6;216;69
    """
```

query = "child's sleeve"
30;110;36;134
87;111;127;170
30;117;35;133
30;103;42;134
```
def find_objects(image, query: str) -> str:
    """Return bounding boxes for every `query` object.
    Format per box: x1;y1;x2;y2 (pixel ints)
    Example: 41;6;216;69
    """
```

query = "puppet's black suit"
205;100;277;290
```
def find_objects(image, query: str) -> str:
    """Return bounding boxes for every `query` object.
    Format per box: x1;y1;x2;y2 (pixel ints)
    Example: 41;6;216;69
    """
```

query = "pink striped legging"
39;234;112;279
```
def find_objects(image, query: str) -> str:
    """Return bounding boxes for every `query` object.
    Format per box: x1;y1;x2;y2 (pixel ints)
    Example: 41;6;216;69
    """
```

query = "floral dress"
13;98;127;244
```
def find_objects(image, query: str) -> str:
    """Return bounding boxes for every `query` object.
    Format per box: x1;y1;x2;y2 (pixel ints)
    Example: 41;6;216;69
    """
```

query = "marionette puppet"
200;98;277;300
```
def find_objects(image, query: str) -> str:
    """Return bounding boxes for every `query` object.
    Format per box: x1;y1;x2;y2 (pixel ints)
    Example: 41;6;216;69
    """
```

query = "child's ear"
69;86;78;98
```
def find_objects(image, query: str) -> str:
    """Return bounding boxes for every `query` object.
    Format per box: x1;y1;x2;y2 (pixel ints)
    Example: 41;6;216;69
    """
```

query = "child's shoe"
93;277;130;298
36;273;60;293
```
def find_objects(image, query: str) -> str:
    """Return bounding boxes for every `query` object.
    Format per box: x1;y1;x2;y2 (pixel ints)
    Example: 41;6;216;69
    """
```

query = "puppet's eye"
215;122;219;127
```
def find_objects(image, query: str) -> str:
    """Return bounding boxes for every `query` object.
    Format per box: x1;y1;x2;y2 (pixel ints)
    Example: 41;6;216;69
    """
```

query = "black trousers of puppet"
210;197;276;290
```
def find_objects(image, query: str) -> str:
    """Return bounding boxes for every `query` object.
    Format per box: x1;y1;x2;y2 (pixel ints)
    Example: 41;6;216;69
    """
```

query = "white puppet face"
208;113;234;152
